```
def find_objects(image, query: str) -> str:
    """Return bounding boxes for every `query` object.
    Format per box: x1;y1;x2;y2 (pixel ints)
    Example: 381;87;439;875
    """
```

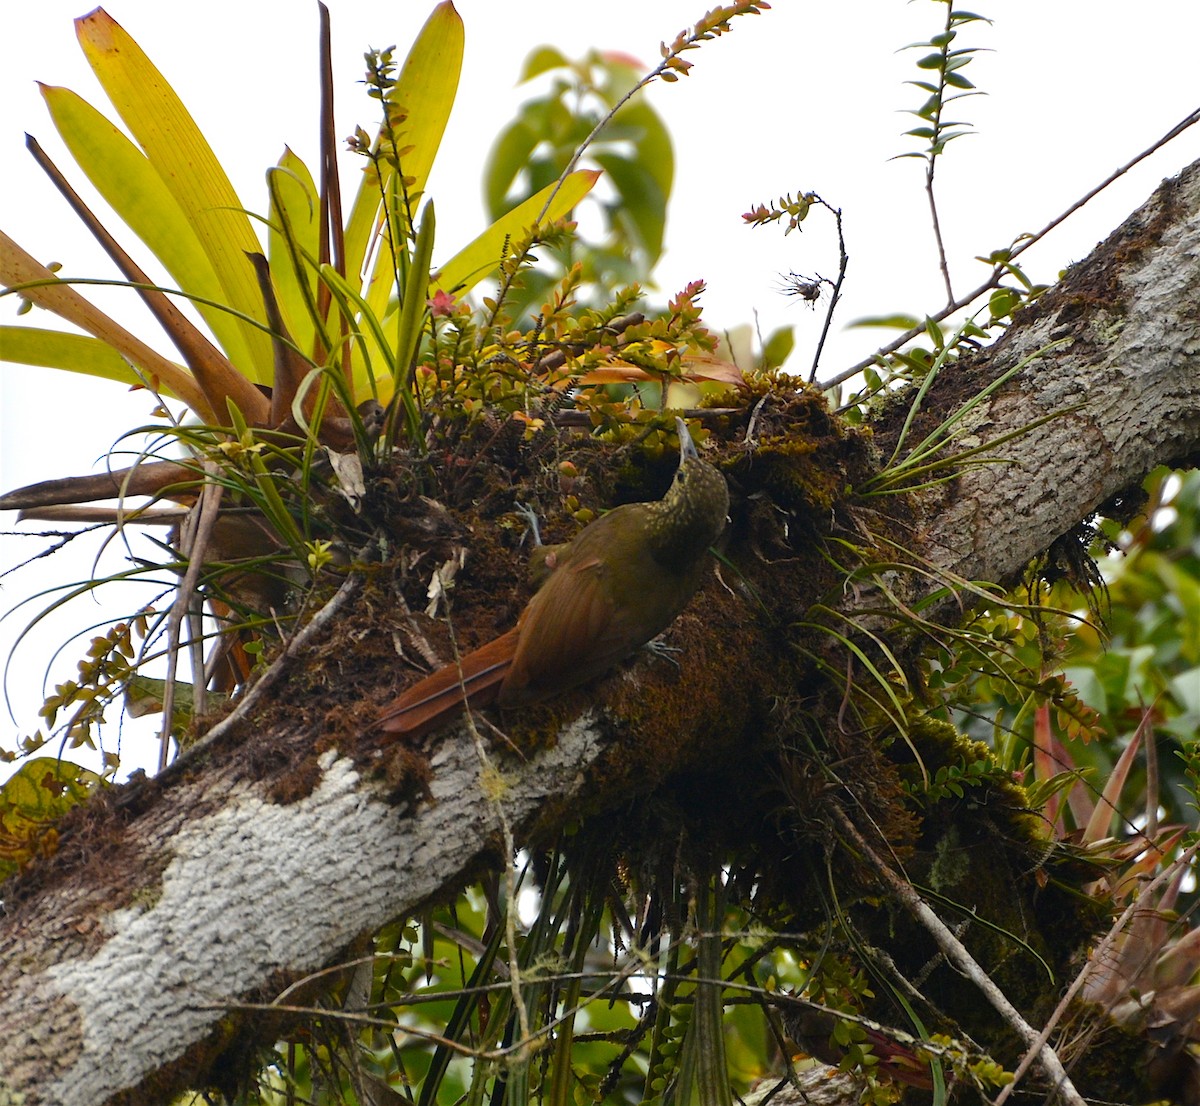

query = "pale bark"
1;160;1198;1106
923;157;1200;585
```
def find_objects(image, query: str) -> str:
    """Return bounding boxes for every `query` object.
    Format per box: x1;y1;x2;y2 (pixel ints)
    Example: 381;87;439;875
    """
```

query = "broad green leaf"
761;325;796;370
344;1;464;289
39;84;256;373
848;313;922;331
483;118;540;220
0;757;103;881
267;148;321;364
593;153;666;263
1155;559;1200;661
75;8;272;381
1169;666;1200;714
435;169;601;295
520;45;570;82
0;230;207;413
614;100;674;203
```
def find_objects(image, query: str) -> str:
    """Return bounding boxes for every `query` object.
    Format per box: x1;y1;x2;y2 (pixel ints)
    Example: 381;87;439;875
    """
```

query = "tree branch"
1;160;1199;1106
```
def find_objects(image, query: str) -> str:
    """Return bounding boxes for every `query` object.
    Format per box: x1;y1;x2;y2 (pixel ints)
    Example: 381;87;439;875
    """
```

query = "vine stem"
535;4;768;227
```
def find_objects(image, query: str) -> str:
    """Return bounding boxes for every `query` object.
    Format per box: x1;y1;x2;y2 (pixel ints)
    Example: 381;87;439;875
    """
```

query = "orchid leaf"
267;149;321;364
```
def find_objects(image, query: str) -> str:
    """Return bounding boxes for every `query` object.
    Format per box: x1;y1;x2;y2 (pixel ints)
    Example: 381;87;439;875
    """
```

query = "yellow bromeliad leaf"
267;148;321;366
345;1;464;296
74;8;272;382
39;84;256;373
0;326;189;400
0;229;208;414
434;169;602;295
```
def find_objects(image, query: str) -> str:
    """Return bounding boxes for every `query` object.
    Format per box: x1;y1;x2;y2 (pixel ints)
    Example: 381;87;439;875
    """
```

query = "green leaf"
1154;559;1200;660
615;100;675;205
0;757;103;882
520;45;570;82
75;8;272;380
849;313;921;331
592;152;667;262
393;200;436;424
761;325;796;370
482;118;540;221
1170;666;1200;714
988;288;1020;319
39;84;257;375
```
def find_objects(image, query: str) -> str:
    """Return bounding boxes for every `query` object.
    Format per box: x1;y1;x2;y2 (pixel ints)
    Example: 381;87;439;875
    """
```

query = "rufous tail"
377;627;520;737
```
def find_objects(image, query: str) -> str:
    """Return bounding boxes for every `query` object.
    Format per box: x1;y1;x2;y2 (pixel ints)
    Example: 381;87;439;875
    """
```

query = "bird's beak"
675;416;699;464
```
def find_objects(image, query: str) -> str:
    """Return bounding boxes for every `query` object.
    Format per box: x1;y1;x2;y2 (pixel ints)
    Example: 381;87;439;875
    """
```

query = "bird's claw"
513;501;543;547
643;637;682;669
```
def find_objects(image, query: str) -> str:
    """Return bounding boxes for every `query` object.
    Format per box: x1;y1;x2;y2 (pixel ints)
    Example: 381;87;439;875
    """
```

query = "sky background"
2;0;1199;776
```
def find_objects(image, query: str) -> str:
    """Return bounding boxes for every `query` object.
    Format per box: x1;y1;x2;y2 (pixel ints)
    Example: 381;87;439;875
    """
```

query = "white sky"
2;0;1199;776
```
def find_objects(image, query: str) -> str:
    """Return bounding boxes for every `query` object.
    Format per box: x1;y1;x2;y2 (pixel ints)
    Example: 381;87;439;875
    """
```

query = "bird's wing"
500;553;631;704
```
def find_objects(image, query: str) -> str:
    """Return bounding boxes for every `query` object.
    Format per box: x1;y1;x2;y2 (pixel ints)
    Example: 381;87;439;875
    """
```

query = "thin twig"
809;201;848;383
534;7;767;228
823;106;1200;390
830;804;1087;1106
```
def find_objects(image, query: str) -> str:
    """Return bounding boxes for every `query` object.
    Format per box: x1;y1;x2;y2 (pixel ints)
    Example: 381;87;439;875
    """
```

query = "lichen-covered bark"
0;720;607;1105
1;161;1198;1106
915;157;1200;587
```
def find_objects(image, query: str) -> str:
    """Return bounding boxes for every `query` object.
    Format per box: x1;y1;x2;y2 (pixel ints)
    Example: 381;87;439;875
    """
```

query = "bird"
378;417;729;736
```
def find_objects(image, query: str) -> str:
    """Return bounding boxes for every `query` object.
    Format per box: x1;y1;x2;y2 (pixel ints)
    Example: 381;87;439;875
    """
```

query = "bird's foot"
513;501;543;547
643;637;682;670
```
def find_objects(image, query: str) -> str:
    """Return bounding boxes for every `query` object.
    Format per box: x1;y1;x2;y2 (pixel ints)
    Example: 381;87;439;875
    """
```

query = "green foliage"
0;3;739;784
484;47;674;302
897;4;991;164
926;467;1199;839
3;1;1197;1103
0;757;104;880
